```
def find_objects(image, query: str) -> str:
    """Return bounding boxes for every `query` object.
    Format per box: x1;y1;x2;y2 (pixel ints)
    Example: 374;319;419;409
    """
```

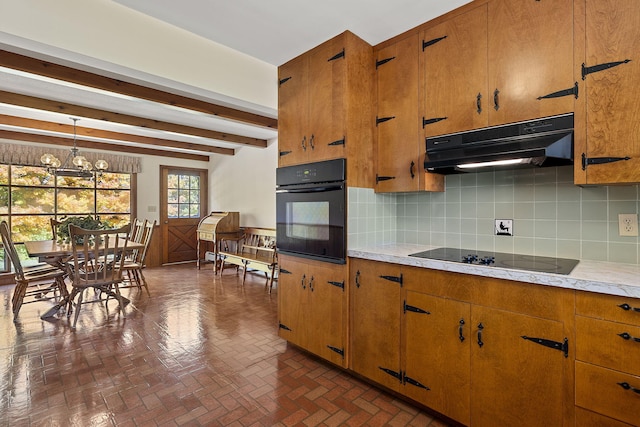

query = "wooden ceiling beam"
0;50;278;129
0;130;210;162
0;90;268;147
0;114;235;155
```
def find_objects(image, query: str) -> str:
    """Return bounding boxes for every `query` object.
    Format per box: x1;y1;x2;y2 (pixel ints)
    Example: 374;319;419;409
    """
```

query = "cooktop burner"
409;247;579;275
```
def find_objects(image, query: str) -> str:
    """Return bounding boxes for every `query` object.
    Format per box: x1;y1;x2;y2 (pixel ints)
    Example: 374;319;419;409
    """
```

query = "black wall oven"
276;159;346;264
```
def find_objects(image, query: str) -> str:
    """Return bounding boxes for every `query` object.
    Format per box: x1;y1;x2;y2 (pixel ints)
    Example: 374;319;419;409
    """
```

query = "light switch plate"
495;219;513;236
618;213;639;237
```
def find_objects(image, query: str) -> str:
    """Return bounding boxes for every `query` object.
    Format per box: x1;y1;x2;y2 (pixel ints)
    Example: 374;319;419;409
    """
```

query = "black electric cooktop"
409;247;579;275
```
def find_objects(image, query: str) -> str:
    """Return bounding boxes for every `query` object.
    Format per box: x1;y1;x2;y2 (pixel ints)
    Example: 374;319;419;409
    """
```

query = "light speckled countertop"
348;244;640;299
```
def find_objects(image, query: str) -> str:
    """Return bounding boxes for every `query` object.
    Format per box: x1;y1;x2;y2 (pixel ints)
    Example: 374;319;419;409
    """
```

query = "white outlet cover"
618;213;639;237
495;219;513;236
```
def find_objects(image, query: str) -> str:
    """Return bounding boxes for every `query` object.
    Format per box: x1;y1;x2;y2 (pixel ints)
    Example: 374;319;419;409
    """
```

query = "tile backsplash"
348;166;640;264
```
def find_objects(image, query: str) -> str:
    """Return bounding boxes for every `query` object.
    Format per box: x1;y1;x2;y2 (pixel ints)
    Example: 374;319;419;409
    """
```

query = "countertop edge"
348;245;640;300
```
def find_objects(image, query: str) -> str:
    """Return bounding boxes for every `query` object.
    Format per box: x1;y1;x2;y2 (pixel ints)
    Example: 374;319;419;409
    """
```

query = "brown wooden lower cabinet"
348;258;574;427
575;291;640;426
280;256;640;426
277;254;348;367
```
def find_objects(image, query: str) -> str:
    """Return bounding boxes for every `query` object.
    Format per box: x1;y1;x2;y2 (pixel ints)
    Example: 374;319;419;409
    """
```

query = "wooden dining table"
24;239;145;319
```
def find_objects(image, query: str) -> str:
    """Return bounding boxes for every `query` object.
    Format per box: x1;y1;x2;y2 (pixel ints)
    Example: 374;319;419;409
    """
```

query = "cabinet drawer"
576;407;635;427
576;292;640;326
576;361;640;426
576;316;640;376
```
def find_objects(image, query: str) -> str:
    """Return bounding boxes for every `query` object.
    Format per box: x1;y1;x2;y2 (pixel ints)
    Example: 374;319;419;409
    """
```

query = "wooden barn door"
160;166;208;265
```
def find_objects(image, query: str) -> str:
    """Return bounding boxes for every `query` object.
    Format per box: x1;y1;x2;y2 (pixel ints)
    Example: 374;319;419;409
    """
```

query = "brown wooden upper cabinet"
374;34;444;193
278;31;374;187
574;0;640;185
421;0;575;138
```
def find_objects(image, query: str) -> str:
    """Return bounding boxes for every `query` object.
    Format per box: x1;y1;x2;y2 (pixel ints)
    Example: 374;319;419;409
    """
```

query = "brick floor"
0;263;451;426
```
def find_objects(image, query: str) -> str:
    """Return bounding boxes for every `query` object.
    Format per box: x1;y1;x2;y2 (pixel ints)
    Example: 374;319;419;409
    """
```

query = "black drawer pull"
619;303;640;313
618;332;640;343
617;382;640;394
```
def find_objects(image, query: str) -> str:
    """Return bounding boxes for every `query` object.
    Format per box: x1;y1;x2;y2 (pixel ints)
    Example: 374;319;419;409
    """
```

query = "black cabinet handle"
618;382;640;394
493;89;500;111
618;332;640;343
459;319;466;342
301;274;306;290
619;303;640;313
309;276;314;292
301;136;307;151
476;93;482;114
355;270;361;288
477;323;484;347
410;161;415;179
309;134;315;150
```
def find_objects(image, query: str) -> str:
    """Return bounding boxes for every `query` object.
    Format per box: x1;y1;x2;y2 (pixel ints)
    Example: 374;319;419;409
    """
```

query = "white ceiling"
112;0;471;66
1;0;470;159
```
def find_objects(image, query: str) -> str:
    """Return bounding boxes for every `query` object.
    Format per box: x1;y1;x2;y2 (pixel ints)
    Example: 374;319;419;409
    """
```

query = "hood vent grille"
424;114;574;174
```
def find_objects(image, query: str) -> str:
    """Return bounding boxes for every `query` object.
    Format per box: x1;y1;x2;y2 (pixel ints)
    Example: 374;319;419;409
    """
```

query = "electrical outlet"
618;214;639;237
495;219;513;236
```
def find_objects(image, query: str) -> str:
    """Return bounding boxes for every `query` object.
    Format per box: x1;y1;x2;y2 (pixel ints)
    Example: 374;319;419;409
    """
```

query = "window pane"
167;174;179;189
98;173;131;189
190;176;200;189
178;189;190;203
0;187;8;214
96;189;130;213
189;204;200;217
167;189;178;203
12;215;55;242
189;190;200;204
11;166;54;187
56;175;93;188
180;175;193;189
168;204;178;218
0;165;8;185
100;214;130;229
179;204;190;218
11;188;55;214
57;188;95;214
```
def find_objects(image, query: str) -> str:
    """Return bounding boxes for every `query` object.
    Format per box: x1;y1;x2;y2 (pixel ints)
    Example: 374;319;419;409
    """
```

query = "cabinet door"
471;306;566;427
488;0;574;125
375;35;422;192
404;292;471;426
580;0;640;184
307;262;347;367
350;259;402;391
422;5;488;137
307;37;347;162
278;56;309;167
277;255;309;348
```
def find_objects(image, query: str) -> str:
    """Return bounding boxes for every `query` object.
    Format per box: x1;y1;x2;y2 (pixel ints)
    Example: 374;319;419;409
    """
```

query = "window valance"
0;143;142;174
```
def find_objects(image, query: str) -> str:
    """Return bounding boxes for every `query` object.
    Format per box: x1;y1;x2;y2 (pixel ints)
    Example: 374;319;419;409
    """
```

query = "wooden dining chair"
66;223;130;329
119;220;156;296
0;221;68;319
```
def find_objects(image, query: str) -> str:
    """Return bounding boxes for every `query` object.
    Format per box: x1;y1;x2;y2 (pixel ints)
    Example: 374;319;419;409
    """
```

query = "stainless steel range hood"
424;114;574;174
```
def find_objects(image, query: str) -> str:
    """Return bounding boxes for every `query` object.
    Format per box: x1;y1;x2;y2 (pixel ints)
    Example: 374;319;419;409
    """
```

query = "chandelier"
40;118;108;178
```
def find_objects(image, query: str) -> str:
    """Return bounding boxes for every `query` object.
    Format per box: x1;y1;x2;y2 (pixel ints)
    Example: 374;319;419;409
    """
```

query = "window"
0;164;132;272
166;172;200;218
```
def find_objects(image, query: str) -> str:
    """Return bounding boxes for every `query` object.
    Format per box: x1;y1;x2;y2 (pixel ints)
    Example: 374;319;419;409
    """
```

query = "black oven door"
276;182;346;264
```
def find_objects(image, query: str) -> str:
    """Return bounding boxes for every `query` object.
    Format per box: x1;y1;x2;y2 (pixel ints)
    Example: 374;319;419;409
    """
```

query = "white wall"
209;140;278;228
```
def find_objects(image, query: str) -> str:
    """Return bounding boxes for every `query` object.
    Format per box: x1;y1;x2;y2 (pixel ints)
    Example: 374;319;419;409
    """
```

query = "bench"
218;227;277;292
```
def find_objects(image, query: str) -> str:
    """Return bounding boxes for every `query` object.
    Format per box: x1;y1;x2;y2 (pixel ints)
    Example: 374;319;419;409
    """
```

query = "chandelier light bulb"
72;155;86;167
51;157;61;168
41;153;55;165
95;159;109;171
